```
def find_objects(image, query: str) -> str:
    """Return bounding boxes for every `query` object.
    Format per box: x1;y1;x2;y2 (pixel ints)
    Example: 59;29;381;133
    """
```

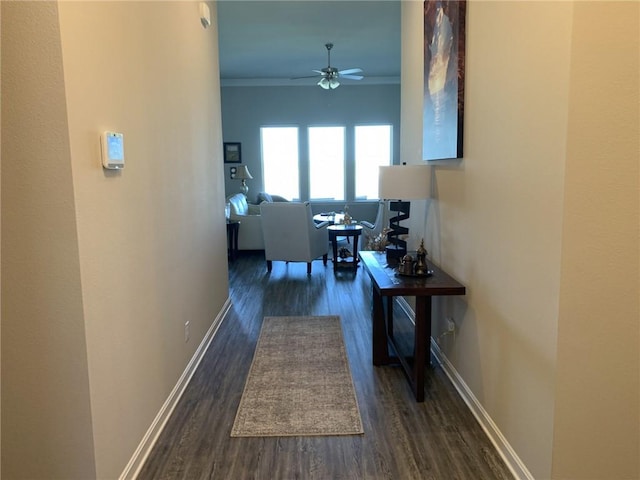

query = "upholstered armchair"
227;193;264;250
360;201;386;250
260;202;329;274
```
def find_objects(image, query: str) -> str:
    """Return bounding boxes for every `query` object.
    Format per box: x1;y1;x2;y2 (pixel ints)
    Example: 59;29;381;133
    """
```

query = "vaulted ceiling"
216;0;402;87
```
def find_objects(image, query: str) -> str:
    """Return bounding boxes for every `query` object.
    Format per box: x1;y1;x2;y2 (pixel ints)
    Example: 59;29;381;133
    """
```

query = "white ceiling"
216;0;401;86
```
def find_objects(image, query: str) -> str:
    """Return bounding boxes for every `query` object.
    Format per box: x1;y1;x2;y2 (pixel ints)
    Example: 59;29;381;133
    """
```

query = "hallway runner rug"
231;315;364;437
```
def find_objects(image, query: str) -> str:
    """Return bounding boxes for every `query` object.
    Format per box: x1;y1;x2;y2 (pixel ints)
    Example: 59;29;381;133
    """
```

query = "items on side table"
397;239;430;276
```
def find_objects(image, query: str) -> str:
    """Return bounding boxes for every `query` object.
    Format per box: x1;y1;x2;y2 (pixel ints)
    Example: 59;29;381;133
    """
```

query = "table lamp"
235;165;253;197
378;164;431;263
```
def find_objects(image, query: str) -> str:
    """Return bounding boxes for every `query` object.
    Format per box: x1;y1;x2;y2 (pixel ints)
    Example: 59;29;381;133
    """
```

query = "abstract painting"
423;0;466;161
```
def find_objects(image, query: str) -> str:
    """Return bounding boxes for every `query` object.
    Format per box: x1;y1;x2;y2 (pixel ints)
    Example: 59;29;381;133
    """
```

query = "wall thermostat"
199;2;211;28
101;131;125;169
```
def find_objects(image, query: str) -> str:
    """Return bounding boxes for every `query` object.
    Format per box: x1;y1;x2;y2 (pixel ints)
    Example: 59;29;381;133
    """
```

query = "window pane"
261;127;299;200
308;126;345;201
355;125;392;199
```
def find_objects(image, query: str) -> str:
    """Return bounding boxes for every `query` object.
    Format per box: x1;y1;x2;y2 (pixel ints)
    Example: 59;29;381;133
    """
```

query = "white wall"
402;1;638;479
1;1;229;478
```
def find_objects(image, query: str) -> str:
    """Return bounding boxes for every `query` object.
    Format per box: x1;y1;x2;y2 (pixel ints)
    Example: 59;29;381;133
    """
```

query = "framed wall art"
223;142;242;163
423;0;466;161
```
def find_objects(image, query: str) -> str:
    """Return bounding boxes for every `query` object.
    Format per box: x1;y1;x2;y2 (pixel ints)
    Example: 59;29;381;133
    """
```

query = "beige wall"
552;2;639;478
1;1;228;478
3;1;638;478
402;1;638;479
1;3;97;478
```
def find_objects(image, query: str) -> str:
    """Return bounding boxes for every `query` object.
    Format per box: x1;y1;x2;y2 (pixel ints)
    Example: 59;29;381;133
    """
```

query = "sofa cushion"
257;192;273;203
228;193;249;216
226;193;264;250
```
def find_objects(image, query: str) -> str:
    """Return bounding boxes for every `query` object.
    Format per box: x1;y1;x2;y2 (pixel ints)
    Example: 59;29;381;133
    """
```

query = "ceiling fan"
293;43;364;89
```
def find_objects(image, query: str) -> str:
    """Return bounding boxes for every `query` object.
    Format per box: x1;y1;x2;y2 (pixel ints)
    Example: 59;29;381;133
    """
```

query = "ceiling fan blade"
291;75;321;80
340;74;364;80
338;68;363;75
294;45;364;84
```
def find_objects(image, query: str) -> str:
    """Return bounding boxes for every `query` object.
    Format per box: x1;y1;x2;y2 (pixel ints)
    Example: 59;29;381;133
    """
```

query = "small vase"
414;239;429;276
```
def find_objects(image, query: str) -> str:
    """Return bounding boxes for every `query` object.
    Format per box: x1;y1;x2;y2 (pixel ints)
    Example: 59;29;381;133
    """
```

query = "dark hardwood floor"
138;251;513;479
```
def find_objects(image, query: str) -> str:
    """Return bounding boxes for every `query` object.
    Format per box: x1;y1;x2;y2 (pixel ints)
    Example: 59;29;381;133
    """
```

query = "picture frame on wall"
223;142;242;163
423;0;466;161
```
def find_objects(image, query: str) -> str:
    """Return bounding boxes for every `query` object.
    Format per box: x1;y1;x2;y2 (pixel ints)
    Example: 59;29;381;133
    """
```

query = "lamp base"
385;200;409;266
385;244;407;266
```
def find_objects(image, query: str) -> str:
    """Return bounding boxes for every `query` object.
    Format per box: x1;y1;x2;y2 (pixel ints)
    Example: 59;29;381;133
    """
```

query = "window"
355;125;392;200
260;123;393;202
261;127;299;200
308;126;345;201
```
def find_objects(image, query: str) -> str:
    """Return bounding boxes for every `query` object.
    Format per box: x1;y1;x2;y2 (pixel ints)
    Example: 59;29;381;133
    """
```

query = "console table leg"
372;288;390;365
412;296;432;402
386;296;394;338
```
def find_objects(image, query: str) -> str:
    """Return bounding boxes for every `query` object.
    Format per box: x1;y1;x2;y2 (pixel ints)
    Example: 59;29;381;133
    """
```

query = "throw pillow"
257;192;273;203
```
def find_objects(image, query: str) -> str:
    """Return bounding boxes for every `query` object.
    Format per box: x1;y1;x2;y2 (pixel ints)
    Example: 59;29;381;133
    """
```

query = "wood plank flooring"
138;251;513;479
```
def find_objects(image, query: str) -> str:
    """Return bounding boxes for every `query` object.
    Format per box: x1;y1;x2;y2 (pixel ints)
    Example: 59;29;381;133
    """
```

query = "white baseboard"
119;297;233;480
430;340;534;480
395;298;533;480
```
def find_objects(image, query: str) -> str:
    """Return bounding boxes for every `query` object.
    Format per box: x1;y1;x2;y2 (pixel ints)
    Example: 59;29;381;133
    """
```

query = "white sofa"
256;192;290;203
227;193;264;250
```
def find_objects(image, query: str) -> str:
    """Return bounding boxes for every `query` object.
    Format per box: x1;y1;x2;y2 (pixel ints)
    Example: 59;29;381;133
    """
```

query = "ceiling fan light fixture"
318;78;330;89
297;43;360;89
318;76;339;90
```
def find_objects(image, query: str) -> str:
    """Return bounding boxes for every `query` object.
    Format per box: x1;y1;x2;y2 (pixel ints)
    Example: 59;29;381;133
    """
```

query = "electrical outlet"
446;317;456;332
184;321;190;343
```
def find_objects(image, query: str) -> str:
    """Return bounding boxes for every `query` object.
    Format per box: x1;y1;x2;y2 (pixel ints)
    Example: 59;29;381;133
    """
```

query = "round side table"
327;224;363;270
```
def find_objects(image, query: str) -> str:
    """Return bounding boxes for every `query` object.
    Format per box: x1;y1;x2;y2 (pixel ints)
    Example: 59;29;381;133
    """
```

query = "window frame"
259;122;395;203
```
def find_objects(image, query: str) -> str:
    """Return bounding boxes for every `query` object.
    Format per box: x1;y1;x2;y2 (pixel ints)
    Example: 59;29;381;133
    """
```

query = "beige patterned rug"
231;315;364;437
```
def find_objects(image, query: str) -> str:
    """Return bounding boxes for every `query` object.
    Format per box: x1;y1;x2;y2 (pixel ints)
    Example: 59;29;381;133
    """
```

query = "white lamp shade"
378;165;431;200
235;165;253;180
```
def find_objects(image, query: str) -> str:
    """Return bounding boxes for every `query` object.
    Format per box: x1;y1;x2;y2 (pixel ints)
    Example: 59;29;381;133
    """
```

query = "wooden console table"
359;250;466;402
